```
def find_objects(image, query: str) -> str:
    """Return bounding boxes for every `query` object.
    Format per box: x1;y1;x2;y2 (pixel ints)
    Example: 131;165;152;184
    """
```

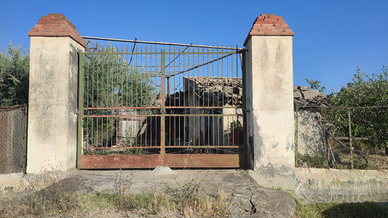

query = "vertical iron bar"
241;50;247;167
161;51;166;163
348;108;353;169
77;50;84;169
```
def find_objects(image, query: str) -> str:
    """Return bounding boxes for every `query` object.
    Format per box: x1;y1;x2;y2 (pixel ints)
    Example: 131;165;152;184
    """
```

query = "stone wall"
293;85;330;157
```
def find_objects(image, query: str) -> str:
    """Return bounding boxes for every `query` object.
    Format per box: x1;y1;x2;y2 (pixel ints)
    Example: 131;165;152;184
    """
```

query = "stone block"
298;86;309;91
293;90;302;98
301;89;320;100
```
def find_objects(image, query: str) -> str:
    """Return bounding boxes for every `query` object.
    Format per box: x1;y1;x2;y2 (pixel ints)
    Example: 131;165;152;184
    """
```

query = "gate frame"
76;43;247;169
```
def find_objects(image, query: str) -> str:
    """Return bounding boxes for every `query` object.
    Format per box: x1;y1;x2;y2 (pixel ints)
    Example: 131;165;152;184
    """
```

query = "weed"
163;172;230;217
165;173;206;201
299;153;329;168
84;148;149;155
0;170;231;217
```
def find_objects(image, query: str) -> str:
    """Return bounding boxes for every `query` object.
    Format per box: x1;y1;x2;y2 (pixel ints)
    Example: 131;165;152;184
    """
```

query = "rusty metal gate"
77;37;246;169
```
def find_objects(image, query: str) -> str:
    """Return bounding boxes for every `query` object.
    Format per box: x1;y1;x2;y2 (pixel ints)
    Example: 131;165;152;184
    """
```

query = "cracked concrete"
1;169;296;217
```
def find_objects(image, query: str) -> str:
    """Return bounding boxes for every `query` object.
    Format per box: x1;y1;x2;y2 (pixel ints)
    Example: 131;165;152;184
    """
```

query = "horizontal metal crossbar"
83;52;236;55
83;114;240;118
82;145;239;149
82;36;245;51
84;106;240;110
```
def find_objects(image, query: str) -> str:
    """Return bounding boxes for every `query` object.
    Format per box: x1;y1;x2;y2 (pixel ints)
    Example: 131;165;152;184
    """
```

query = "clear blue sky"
1;0;387;93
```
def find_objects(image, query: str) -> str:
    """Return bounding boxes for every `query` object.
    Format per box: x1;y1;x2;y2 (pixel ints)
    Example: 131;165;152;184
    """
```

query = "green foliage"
83;148;149;155
296;201;388;218
83;43;158;109
0;42;29;106
304;78;326;92
326;66;388;150
82;42;158;147
299;153;328;168
330;66;388;107
230;120;243;131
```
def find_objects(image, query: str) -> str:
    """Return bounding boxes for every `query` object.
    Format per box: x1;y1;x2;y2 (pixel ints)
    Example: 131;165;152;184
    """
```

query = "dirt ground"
0;168;296;218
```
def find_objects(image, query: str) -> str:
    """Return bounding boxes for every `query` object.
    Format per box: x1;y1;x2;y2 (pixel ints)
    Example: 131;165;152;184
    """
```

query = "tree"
82;42;158;147
304;78;326;92
0;42;29;106
330;66;388;107
327;65;388;153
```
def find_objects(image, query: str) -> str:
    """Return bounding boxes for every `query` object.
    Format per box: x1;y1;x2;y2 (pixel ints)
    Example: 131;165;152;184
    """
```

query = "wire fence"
0;105;27;174
295;105;388;170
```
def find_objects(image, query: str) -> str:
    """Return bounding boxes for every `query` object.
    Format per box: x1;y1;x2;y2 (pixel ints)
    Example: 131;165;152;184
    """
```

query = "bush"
0;42;29;106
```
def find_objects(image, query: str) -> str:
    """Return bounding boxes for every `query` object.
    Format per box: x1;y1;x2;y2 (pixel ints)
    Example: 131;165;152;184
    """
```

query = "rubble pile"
293;86;331;109
186;77;243;106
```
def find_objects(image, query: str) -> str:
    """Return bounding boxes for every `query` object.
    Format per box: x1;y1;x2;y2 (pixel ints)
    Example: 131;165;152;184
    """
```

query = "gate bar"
82;36;245;51
77;51;84;169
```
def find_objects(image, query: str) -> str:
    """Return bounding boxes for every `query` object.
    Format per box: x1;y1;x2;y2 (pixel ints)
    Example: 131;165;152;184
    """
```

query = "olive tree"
82;42;158;147
0;42;29;106
328;65;388;153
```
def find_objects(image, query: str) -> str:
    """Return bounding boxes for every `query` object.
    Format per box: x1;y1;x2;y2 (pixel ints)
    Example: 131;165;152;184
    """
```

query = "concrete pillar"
26;14;86;173
244;14;295;189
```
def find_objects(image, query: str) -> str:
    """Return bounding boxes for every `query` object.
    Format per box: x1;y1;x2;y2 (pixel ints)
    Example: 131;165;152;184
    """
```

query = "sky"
1;0;387;94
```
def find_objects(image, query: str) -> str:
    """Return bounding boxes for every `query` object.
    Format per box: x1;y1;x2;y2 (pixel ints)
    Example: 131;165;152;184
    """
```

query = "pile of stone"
293;86;331;109
186;77;243;107
187;77;242;88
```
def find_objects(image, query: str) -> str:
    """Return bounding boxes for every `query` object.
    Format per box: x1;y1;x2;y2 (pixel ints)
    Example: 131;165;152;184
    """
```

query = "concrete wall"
246;36;295;189
27;37;83;173
244;15;295;189
295;168;388;203
27;14;86;173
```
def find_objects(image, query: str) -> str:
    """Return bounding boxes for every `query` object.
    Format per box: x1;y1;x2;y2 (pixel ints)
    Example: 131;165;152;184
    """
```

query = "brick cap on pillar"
244;14;294;46
28;13;86;48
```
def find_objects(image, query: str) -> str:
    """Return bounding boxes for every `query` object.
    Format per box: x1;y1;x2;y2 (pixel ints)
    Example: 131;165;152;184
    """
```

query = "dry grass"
298;141;388;170
333;141;388;170
0;170;230;217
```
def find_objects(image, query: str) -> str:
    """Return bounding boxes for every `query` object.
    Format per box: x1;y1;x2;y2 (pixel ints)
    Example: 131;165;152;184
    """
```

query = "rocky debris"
172;77;331;110
294;86;331;110
180;77;244;107
187;77;242;88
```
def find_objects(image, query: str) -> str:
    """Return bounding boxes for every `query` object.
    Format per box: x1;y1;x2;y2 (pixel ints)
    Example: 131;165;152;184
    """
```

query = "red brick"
251;32;265;36
262;23;275;28
272;29;287;33
265;32;281;36
42;32;56;36
27;32;42;36
28;13;87;48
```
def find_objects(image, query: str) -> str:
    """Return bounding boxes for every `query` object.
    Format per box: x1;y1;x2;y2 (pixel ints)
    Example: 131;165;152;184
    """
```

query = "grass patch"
282;186;388;218
296;201;388;218
297;141;388;170
0;170;230;217
299;153;329;168
83;148;150;155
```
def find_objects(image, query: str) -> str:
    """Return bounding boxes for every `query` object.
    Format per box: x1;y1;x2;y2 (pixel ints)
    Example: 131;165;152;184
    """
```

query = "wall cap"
28;13;86;48
244;14;294;46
